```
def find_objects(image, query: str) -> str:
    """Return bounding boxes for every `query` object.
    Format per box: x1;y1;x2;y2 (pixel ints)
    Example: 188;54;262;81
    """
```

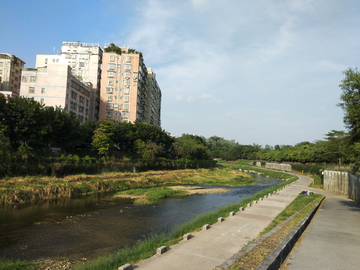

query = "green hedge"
291;164;325;175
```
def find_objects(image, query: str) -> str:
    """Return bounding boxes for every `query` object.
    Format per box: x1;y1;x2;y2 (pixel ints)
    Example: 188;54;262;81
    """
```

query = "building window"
106;112;112;118
126;56;131;63
107;95;113;101
106;103;114;110
108;80;114;86
52;59;55;62
29;87;35;94
124;64;131;70
45;58;48;64
124;88;129;94
125;80;130;87
125;72;131;78
108;71;114;78
56;59;59;63
123;112;129;118
123;104;129;110
0;70;2;74
110;55;115;62
30;76;36;82
79;62;85;67
41;88;45;93
106;87;113;94
124;96;129;102
108;63;115;70
133;81;137;86
40;98;44;105
133;73;138;80
0;62;3;67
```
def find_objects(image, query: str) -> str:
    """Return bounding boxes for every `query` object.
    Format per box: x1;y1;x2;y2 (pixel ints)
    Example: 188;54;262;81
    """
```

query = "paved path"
284;186;360;270
134;175;312;270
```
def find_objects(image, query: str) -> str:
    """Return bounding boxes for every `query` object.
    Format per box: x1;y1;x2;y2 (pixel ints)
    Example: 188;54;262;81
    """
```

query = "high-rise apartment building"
36;42;103;121
99;44;162;126
146;68;162;127
20;64;92;124
99;45;149;123
0;53;25;97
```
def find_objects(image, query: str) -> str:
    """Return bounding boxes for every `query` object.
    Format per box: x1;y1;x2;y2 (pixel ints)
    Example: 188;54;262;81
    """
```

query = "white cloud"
200;93;223;104
187;95;195;103
176;95;184;101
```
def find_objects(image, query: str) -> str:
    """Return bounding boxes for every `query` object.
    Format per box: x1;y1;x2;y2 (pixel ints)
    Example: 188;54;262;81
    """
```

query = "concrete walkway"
284;186;360;270
134;175;312;270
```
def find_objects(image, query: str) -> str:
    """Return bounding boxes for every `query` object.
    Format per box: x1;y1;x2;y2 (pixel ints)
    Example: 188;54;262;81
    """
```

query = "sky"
1;0;359;147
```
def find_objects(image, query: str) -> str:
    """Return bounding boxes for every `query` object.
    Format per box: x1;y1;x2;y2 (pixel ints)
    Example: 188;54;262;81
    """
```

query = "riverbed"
0;174;280;262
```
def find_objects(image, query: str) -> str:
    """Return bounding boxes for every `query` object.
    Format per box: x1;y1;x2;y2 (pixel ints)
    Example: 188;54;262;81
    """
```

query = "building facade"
35;42;103;121
20;64;92;124
0;53;25;97
146;68;162;127
99;45;149;123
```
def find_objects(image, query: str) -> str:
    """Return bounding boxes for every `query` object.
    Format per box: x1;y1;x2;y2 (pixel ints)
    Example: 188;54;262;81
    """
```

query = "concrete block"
268;193;271;196
264;195;268;198
118;264;132;270
260;197;263;201
253;200;257;204
239;207;244;211
183;233;191;241
157;246;167;255
247;203;251;207
229;211;235;216
203;224;210;230
218;217;224;222
273;191;276;193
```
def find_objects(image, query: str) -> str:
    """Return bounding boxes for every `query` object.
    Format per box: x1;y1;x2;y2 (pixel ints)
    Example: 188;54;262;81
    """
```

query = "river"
0;174;280;261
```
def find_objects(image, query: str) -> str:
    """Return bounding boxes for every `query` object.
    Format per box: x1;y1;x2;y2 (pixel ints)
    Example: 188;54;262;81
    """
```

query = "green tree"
324;130;349;166
135;139;164;161
338;68;360;141
92;120;114;157
174;134;210;160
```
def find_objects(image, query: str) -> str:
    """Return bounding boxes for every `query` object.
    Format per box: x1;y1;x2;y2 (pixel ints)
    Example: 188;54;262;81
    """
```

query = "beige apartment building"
20;64;92;124
99;45;162;126
36;42;103;121
0;53;25;97
99;45;148;123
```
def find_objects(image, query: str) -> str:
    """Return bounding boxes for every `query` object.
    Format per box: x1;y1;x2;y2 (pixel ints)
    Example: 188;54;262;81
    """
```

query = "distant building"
0;53;25;97
146;68;162;127
99;44;162;126
20;64;92;124
35;42;103;121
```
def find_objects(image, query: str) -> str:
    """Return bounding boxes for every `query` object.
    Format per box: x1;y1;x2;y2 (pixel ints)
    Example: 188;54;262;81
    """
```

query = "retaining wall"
265;163;292;171
256;162;261;167
324;170;360;204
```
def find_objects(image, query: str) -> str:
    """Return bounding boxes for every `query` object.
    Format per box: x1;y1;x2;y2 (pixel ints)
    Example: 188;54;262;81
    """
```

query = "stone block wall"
265;163;292;171
324;170;360;204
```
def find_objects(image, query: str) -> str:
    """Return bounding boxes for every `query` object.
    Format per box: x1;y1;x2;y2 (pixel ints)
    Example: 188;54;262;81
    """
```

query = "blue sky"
1;0;359;147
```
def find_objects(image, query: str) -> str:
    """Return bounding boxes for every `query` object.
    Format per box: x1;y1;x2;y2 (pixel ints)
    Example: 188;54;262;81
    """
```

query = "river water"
0;174;280;261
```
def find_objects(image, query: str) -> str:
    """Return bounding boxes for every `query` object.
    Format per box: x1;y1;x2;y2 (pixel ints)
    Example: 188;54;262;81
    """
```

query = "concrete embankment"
121;176;312;270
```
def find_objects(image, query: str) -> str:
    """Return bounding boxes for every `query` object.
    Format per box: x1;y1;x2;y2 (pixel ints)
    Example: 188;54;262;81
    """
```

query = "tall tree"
325;130;349;166
338;68;360;141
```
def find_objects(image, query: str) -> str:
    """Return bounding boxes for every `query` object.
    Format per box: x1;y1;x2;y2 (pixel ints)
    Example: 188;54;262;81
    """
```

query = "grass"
0;167;256;205
230;193;324;270
308;174;323;189
0;260;39;270
260;193;324;236
115;187;188;204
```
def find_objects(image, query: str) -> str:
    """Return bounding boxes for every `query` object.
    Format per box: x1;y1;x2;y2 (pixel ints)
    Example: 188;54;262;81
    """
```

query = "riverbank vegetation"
0;167;255;205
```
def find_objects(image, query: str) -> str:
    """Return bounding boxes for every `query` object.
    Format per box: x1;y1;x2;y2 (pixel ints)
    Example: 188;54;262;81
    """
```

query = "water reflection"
0;174;280;261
